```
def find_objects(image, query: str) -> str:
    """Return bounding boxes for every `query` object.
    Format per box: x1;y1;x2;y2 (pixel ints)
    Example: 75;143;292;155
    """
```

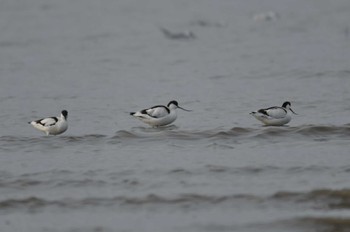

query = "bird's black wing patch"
150;105;170;113
142;105;170;118
36;117;58;126
258;109;269;116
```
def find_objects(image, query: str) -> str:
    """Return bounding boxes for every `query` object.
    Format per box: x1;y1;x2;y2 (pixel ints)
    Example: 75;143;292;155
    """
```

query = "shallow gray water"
1;0;350;231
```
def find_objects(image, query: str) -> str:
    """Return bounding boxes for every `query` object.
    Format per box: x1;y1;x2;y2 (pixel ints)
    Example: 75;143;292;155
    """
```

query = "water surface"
1;0;350;231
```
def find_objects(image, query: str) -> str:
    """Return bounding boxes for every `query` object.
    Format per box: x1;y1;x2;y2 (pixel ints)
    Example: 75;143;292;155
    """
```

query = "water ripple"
0;188;349;211
1;125;349;145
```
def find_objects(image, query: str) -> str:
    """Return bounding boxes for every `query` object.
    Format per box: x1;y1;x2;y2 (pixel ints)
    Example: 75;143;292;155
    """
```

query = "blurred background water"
1;0;350;231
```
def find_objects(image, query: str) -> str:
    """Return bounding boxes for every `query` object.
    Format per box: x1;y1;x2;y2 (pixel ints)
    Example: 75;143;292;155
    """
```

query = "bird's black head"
167;100;179;107
167;100;191;112
282;101;297;115
61;110;68;119
282;101;291;108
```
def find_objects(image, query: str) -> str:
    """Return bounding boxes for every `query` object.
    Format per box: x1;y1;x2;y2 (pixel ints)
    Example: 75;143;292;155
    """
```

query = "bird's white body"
250;102;296;126
130;101;190;127
29;110;68;135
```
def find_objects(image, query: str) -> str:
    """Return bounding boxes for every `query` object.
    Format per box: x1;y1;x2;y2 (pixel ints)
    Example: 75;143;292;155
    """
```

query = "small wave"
61;134;107;143
241;125;350;141
0;136;41;143
0;178;108;189
295;125;350;136
296;217;350;230
272;188;350;209
0;169;114;189
1;188;349;211
250;216;350;232
211;127;254;139
2;166;348;191
114;125;350;141
168;168;193;175
0;179;43;188
166;165;350;176
112;130;140;139
203;216;350;232
112;128;223;141
53;179;108;188
0;135;107;149
1;125;349;148
19;169;74;178
0;194;261;211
